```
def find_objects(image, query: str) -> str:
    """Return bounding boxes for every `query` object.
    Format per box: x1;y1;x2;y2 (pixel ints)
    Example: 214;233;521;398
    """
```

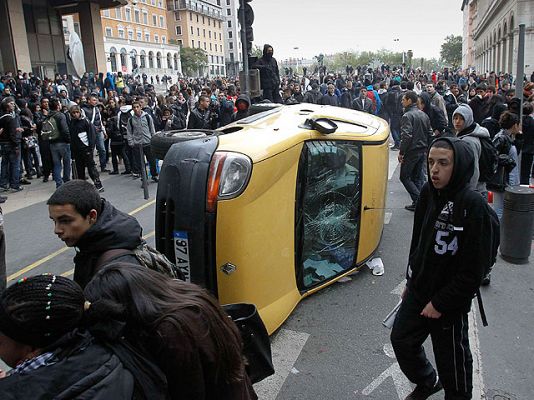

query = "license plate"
173;231;191;282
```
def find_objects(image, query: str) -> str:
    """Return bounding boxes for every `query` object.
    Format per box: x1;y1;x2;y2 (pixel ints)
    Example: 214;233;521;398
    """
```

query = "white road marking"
384;212;393;225
358;344;411;398
469;308;485;399
253;329;310;400
388;153;400;180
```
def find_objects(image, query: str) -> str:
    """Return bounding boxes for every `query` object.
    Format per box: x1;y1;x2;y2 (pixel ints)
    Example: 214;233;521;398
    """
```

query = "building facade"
100;0;181;77
167;0;225;76
461;0;534;77
219;0;242;77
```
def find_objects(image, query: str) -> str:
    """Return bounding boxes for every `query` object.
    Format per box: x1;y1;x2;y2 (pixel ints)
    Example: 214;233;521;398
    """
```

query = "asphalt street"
2;150;533;399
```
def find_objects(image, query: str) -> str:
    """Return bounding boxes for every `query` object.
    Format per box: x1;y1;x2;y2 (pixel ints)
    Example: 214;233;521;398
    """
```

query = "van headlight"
207;152;252;212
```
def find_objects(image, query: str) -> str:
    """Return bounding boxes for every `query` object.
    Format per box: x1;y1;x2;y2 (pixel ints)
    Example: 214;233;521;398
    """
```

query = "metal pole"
516;23;525;122
138;144;149;200
240;0;249;96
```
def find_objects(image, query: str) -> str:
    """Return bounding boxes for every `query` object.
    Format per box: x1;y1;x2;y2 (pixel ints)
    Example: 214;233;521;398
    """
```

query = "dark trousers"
38;139;53;178
111;143;131;173
520;152;533;185
400;151;426;203
0;226;5;292
131;144;158;177
73;149;101;186
263;88;283;104
22;145;40;176
391;291;473;399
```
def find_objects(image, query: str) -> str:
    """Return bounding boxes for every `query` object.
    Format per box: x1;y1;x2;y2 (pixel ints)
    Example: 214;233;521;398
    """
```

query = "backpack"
118;110;133;138
474;135;499;182
95;242;185;280
41;115;61;141
452;190;500;326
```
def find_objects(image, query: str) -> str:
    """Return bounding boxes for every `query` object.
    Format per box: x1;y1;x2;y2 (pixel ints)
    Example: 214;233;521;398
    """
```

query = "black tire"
151;130;208;160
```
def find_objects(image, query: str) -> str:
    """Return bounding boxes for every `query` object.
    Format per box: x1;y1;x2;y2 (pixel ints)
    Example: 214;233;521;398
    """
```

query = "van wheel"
151;131;208;160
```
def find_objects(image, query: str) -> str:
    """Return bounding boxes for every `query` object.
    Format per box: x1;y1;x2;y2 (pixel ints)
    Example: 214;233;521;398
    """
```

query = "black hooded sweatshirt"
407;137;493;316
73;199;143;288
254;44;280;90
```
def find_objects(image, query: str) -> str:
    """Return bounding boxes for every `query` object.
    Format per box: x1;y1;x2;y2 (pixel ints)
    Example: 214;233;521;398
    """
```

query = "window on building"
218;21;221;28
198;40;201;48
202;16;205;24
209;31;211;38
134;10;140;23
196;14;199;22
151;0;155;5
105;27;112;37
208;18;211;26
153;14;157;26
128;30;133;40
226;8;230;15
103;9;110;17
159;16;164;27
154;34;159;43
158;0;162;8
176;26;182;35
177;39;183;46
190;26;193;34
118;28;125;38
203;42;206;50
229;42;233;50
162;36;166;44
190;11;192;20
228;31;232;39
203;29;206;37
226;0;230;4
227;20;231;28
197;27;200;35
145;32;150;41
215;56;218;63
137;31;142;40
115;8;121;19
216;0;220;5
219;33;221;40
125;7;131;21
209;43;212;51
210;55;214;63
215;44;217;52
143;11;148;24
191;39;195;47
174;12;180;21
230;52;234;61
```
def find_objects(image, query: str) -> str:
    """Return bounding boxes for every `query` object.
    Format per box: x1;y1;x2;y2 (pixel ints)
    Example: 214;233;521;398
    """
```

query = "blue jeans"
50;142;71;188
0;144;21;189
95;130;107;170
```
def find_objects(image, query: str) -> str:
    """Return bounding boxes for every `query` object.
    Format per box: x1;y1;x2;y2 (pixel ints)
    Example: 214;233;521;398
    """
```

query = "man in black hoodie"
254;44;282;104
391;137;495;400
47;180;143;288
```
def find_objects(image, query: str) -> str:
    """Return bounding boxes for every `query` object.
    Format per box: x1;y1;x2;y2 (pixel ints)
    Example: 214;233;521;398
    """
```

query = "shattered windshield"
296;141;361;289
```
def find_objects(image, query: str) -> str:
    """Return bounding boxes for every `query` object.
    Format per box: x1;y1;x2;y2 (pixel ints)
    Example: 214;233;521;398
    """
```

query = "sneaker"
0;195;7;203
151;176;159;183
96;186;105;193
121;170;132;175
481;272;491;286
10;186;23;193
101;168;111;173
42;176;49;183
109;171;119;175
405;203;416;212
132;173;140;179
20;178;32;185
405;378;442;400
0;186;9;192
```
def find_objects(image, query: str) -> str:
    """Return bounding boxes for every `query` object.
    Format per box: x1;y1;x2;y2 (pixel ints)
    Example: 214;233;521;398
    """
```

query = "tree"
251;45;263;59
180;47;208;76
440;35;462;67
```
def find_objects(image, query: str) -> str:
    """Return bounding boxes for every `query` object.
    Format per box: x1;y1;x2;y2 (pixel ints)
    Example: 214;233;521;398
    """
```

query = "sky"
250;0;464;61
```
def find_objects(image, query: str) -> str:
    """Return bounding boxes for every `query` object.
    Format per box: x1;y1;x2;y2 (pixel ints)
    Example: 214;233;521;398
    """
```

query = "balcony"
167;0;223;20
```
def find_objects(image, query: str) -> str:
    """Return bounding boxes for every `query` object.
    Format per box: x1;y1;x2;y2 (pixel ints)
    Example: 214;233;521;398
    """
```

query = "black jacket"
420;92;448;135
187;107;212;130
233;95;250;122
0;330;168;400
48;111;70;144
254;45;280;90
73;199;143;288
407;137;491;316
522;115;534;154
352;97;373;113
399;104;432;155
0;112;21;145
82;104;103;132
302;89;322;105
319;93;339;106
69;117;96;153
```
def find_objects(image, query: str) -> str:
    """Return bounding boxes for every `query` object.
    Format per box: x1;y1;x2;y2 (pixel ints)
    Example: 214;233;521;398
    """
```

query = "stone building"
462;0;534;77
220;0;242;78
100;0;182;77
167;0;225;76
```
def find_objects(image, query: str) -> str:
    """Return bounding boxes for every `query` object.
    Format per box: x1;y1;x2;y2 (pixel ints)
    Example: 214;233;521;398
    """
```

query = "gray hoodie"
126;111;155;146
453;104;490;192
